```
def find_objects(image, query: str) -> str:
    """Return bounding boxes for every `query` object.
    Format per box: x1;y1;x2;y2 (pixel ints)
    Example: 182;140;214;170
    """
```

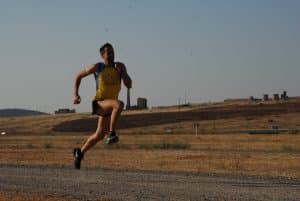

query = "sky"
0;0;299;113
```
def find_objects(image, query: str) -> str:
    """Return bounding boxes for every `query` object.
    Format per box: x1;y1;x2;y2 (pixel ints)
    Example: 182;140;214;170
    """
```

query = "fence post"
193;123;200;136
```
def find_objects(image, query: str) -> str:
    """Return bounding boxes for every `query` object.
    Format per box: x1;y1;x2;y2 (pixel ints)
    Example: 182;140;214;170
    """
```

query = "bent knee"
114;100;124;110
118;100;124;109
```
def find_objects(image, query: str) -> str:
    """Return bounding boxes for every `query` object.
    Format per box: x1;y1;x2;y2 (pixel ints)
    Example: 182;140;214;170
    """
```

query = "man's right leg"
95;100;124;144
73;116;110;169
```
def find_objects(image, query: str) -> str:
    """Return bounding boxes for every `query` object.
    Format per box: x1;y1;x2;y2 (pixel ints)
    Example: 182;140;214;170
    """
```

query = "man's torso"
94;63;121;100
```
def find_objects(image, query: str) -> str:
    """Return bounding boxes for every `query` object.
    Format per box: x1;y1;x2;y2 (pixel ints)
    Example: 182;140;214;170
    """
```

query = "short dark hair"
99;43;113;55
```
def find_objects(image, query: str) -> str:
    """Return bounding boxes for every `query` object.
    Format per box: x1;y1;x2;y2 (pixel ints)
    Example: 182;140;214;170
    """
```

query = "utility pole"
126;88;131;110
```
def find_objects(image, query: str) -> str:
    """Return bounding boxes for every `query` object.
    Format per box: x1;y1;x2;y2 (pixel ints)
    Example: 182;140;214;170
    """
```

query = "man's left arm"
118;63;132;89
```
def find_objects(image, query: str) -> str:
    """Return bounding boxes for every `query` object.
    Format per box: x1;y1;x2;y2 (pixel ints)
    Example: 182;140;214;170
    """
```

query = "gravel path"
0;164;299;201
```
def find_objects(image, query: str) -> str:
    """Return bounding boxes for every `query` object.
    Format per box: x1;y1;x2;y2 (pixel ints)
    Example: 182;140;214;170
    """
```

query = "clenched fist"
73;95;81;104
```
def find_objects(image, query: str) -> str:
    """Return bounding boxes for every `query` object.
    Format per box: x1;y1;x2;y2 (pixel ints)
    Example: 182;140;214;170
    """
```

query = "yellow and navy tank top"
94;63;121;100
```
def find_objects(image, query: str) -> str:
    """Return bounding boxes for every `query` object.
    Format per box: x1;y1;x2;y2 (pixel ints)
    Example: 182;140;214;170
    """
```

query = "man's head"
100;43;114;63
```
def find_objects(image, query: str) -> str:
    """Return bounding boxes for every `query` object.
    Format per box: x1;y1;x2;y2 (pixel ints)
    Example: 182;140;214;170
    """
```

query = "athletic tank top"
94;63;121;100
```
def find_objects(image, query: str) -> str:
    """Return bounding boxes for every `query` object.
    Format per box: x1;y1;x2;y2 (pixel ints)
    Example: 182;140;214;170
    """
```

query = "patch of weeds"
195;128;206;135
164;128;173;134
45;130;54;135
234;159;242;171
158;161;167;168
196;136;202;140
26;144;36;149
44;143;53;149
104;143;130;149
138;144;153;149
282;145;299;153
134;130;149;135
242;153;251;159
175;124;184;129
288;130;298;134
138;141;190;150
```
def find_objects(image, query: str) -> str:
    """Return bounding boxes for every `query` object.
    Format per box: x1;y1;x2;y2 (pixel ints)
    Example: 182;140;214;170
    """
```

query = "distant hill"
0;109;48;117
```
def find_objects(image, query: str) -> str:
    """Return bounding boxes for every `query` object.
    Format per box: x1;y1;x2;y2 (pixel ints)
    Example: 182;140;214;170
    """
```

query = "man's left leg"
81;116;110;153
73;116;110;169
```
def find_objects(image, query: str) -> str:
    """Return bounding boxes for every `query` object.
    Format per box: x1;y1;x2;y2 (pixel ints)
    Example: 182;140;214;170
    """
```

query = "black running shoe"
73;148;84;169
106;131;119;144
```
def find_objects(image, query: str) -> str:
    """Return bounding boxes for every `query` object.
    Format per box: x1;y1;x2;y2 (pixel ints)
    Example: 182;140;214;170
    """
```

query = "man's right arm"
73;64;98;104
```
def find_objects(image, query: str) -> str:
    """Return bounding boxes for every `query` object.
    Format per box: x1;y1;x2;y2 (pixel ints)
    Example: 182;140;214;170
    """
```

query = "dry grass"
1;99;300;136
0;190;113;201
0;134;299;178
120;112;300;135
0;113;90;135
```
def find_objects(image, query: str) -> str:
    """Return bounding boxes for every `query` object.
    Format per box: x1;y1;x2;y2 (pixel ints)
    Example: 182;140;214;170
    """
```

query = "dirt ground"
1;164;299;201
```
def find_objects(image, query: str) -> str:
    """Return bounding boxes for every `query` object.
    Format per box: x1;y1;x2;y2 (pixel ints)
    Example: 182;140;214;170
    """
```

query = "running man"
73;43;132;169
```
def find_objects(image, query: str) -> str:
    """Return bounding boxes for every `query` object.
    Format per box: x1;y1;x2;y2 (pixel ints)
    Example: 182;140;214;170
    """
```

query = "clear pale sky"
0;0;299;113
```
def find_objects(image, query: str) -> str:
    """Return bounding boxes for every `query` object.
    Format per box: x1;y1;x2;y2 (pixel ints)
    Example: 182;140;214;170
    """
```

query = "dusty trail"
0;164;299;201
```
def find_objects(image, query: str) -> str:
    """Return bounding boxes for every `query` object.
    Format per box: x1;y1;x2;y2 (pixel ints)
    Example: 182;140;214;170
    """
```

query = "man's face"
101;46;114;62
